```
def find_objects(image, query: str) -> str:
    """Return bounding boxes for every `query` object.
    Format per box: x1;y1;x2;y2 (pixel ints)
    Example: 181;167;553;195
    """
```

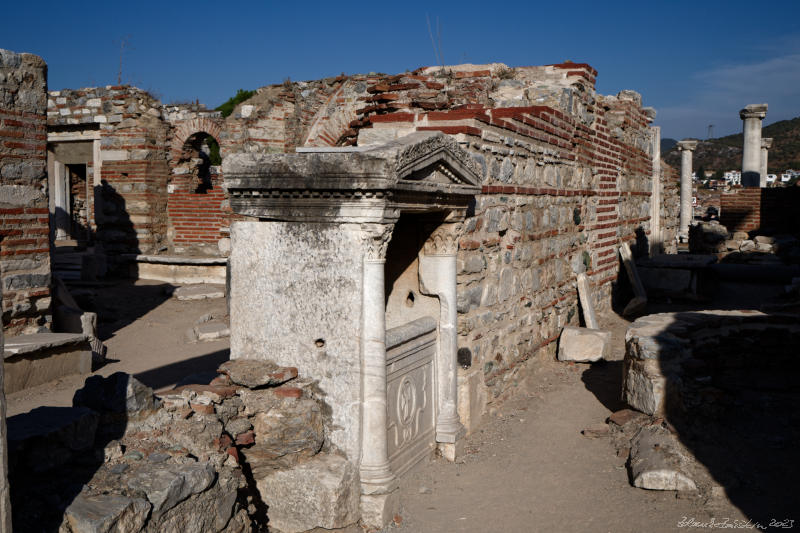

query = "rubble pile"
7;359;338;533
689;221;800;262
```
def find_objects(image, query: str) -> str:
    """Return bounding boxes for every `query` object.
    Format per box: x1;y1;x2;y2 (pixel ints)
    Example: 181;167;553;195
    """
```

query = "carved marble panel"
385;317;437;477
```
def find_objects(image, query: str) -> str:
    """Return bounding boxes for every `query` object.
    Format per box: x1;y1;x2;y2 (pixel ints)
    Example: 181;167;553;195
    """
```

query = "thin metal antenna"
117;35;131;85
426;15;440;66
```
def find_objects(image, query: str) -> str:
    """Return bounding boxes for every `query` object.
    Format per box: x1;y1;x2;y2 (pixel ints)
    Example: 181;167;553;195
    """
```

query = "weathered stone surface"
252;398;323;457
629;425;696;491
62;494;150;533
217;359;297;389
557;326;611;362
576;273;598;329
126;462;215;517
255;453;359;533
142;468;244;533
74;373;158;415
173;284;225;301
194;321;230;342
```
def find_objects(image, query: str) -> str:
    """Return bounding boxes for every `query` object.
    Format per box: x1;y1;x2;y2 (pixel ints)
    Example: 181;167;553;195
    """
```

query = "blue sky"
3;0;799;140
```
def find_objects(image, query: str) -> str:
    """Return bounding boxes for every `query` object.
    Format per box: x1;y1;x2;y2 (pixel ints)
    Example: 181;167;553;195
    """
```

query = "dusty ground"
6;279;795;532
391;311;756;533
6;280;230;417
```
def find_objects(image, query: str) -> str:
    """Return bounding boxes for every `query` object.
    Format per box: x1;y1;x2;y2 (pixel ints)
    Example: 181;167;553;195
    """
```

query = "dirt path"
393;312;750;533
6;280;230;417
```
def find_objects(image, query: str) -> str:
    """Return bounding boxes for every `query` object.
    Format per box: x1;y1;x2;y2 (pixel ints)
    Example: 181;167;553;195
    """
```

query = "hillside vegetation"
664;117;800;173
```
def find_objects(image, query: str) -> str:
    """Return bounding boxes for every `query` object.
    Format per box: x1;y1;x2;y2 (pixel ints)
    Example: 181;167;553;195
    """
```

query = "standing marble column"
650;126;663;254
676;139;698;242
359;223;397;495
740;103;768;187
419;223;466;461
760;138;773;188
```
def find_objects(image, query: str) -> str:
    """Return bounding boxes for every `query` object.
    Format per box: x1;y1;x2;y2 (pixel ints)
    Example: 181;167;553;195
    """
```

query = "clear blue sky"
3;0;799;140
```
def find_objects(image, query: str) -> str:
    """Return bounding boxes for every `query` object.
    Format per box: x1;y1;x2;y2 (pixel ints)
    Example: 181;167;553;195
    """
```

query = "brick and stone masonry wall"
720;187;800;234
214;63;678;396
1;49;51;336
318;63;664;394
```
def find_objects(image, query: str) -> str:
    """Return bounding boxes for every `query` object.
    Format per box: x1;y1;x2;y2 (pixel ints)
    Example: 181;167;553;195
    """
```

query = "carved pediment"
223;131;482;222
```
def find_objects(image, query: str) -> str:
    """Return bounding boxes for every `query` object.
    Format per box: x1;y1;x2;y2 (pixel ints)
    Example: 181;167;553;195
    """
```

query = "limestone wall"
1;49;51;336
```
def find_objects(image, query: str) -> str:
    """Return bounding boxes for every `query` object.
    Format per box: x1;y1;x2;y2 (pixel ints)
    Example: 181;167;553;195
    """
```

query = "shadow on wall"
583;311;800;527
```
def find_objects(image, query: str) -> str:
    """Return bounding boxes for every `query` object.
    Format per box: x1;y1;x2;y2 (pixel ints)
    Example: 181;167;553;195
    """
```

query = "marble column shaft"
740;104;768;187
676;139;698;240
359;225;396;495
760;138;773;187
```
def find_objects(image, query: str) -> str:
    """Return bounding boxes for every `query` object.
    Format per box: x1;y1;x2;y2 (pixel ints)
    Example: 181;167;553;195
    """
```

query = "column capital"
423;223;461;256
739;103;768;120
761;137;773;149
361;223;393;262
676;139;698;152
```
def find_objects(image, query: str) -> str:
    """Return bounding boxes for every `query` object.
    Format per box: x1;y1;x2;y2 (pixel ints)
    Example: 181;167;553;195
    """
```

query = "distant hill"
664;117;800;174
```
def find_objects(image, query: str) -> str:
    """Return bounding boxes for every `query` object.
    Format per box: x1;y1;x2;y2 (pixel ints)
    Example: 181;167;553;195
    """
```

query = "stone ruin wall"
0;49;51;336
242;62;674;396
39;63;681;399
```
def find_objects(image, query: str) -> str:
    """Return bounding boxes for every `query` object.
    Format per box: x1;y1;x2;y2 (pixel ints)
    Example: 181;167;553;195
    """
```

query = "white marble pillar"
676;139;698;242
53;160;69;240
740;103;768;187
760;138;773;188
649;126;662;255
419;223;465;460
359;224;396;494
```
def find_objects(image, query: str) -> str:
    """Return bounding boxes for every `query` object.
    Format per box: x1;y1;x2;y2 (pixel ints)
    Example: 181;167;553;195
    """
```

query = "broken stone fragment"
628;425;696;491
217;359;298;389
62;493;150;533
252;398;323;458
126;462;215;518
255;453;359;533
557;326;611;362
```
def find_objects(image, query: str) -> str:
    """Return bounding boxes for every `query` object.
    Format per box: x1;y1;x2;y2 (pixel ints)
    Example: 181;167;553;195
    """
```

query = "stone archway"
170;117;223;162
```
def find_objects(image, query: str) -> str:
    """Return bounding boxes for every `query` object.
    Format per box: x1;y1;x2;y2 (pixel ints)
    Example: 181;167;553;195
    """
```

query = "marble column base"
360;490;400;528
438;439;465;462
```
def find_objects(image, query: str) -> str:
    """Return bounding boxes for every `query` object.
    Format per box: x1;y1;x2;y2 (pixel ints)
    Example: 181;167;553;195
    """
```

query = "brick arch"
169;117;224;162
303;79;365;147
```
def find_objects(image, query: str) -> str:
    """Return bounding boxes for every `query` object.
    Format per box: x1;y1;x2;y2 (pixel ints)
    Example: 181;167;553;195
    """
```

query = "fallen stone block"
629;425;696;491
126;462;215;518
173;284;225;301
3;332;92;394
62;493;150;533
217;359;297;389
252;398;324;458
557;326;611;363
194;321;230;342
255;453;359;533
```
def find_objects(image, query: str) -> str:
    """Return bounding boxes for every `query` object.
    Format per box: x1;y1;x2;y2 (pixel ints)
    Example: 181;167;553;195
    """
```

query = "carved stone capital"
362;223;393;261
676;139;698;152
740;103;768;120
423;223;461;256
761;137;773;149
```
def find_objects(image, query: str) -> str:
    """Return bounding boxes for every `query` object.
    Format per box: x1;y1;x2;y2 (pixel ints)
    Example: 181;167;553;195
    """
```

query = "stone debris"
6;358;352;532
173;284;225;301
194;321;230;342
619;243;648;317
217;359;298;389
580;423;610;438
628;425;696;491
63;494;150;533
255;453;360;533
557;326;611;362
576;273;599;329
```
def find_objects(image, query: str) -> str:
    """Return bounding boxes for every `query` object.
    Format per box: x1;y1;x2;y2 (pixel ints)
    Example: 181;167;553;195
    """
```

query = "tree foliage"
216;89;256;118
